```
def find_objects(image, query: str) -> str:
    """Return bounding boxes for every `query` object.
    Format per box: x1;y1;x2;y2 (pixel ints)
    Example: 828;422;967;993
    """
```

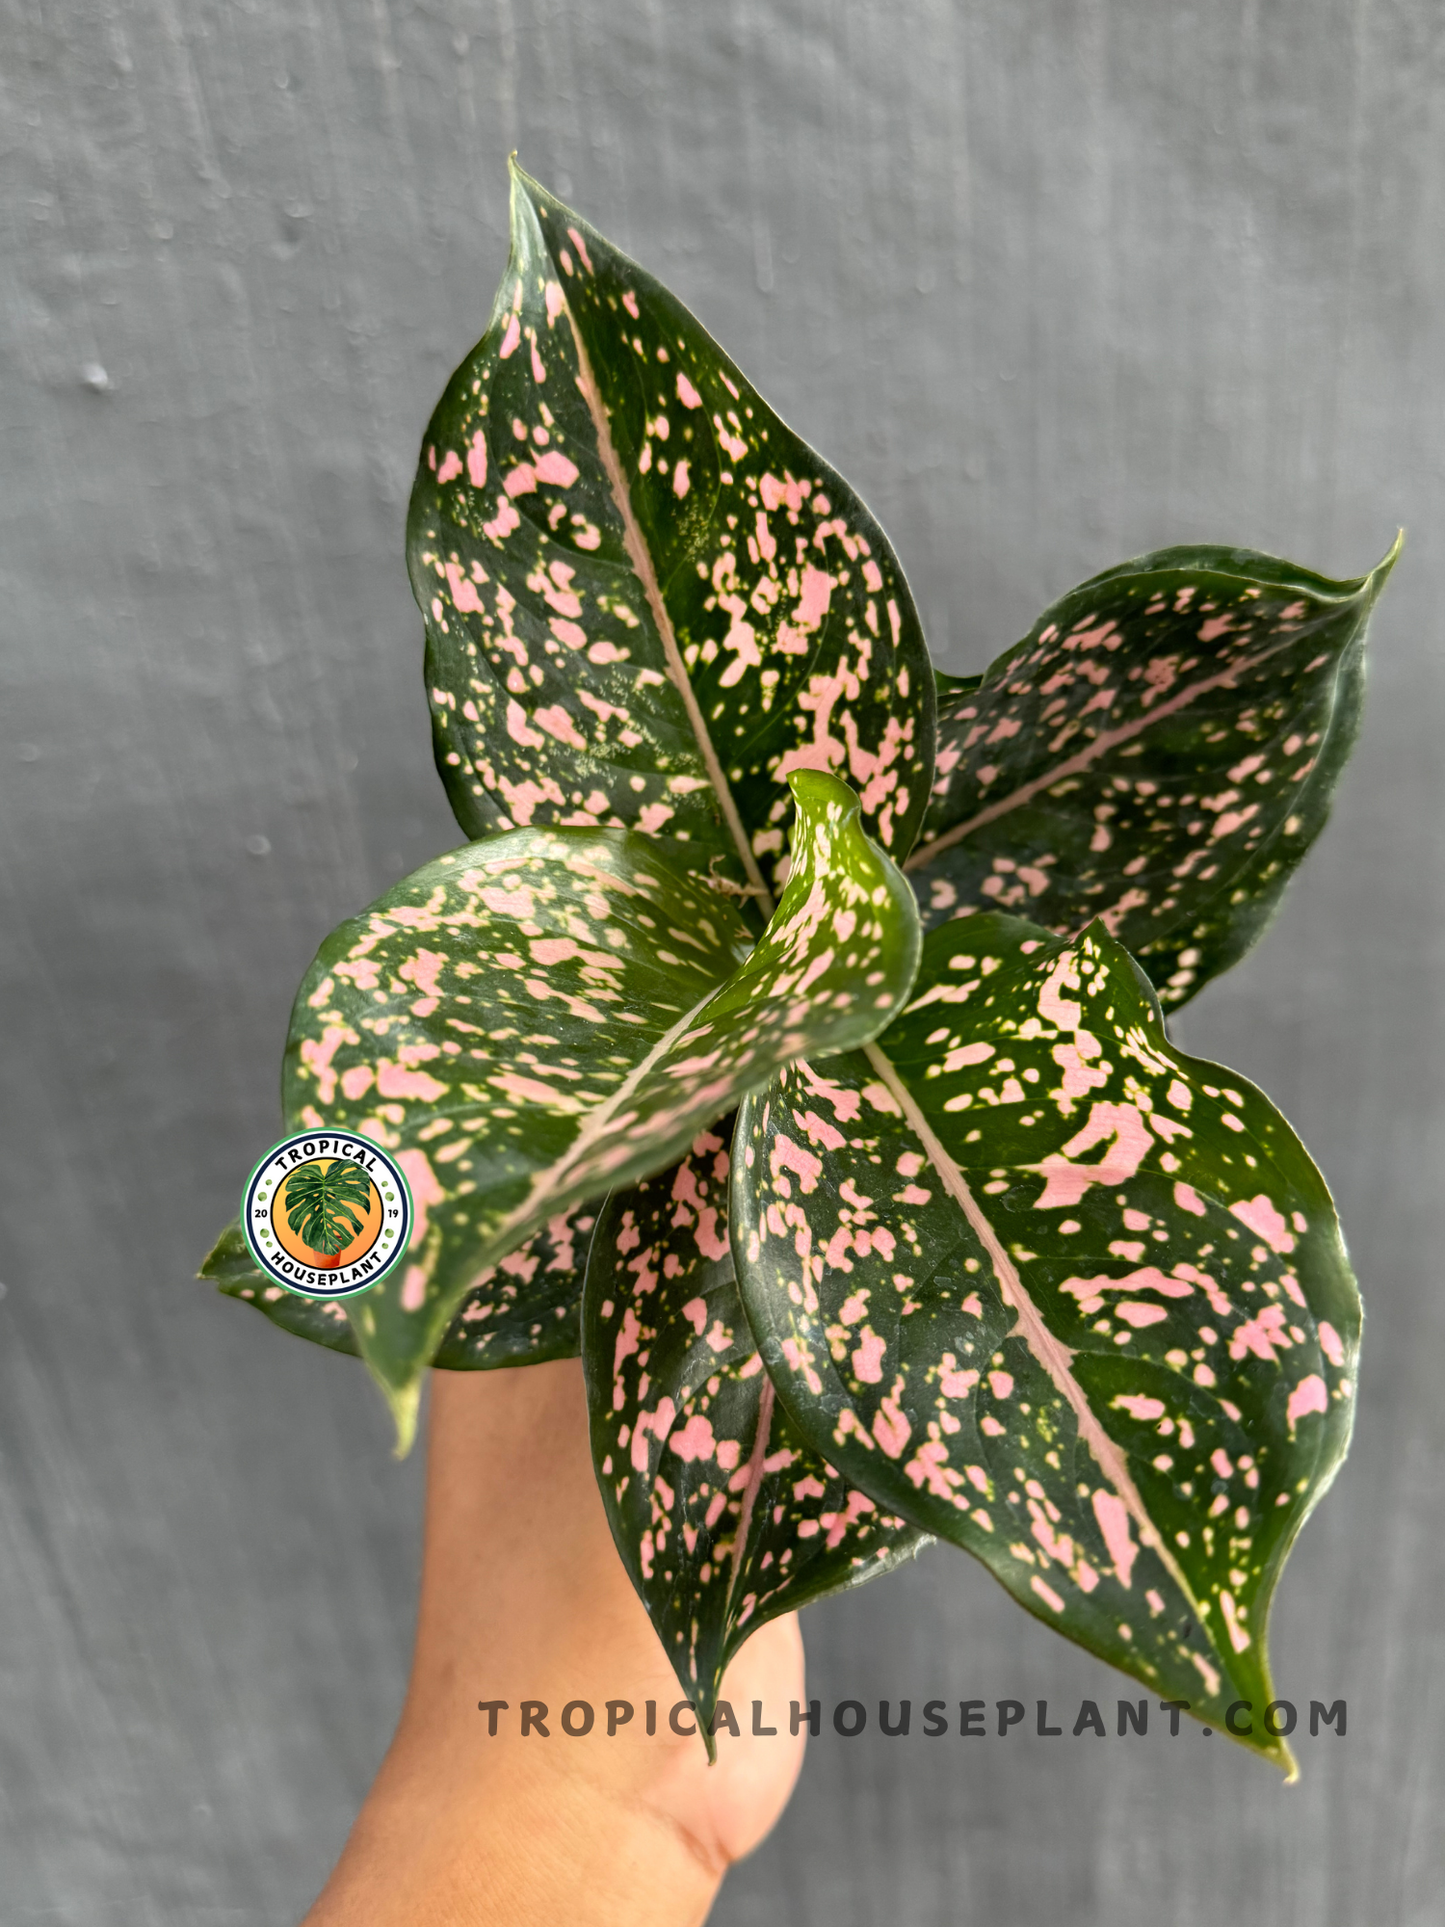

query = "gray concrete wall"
3;2;1441;1920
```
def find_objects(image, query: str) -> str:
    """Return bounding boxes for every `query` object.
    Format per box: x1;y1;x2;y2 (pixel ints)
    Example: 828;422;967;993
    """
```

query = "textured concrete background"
3;2;1442;1921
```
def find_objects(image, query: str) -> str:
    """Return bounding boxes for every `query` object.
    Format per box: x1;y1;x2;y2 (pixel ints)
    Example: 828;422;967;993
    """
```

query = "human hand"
303;1357;807;1925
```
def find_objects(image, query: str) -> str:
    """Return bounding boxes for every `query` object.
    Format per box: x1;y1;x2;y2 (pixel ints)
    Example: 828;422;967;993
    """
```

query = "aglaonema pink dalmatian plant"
204;159;1398;1779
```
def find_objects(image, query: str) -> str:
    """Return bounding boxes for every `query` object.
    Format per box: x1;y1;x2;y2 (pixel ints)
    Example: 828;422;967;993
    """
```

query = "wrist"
308;1717;723;1926
302;1363;802;1924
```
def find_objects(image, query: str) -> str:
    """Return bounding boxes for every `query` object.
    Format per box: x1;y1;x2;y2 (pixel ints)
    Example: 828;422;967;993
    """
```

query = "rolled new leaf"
910;541;1398;1006
583;1122;928;1752
410;159;935;909
200;1205;598;1370
274;770;919;1447
734;912;1359;1775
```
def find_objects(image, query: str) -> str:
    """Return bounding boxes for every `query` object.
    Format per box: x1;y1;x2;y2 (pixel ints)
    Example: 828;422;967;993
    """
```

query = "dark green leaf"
202;1206;598;1369
734;912;1359;1775
409;159;935;913
584;1120;928;1748
201;1219;362;1356
908;541;1399;1006
933;670;983;704
431;1204;597;1369
281;770;920;1447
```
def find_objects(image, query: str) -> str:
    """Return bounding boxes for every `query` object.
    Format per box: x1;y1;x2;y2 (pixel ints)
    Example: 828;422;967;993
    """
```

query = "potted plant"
204;158;1395;1782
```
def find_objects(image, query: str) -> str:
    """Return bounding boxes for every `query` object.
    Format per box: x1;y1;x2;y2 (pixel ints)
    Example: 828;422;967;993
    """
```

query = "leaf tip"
786;766;860;824
1366;527;1404;601
383;1374;423;1459
507;153;552;221
198;1217;253;1285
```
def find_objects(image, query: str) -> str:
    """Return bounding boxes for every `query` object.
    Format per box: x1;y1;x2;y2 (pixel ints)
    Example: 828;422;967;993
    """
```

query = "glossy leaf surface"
909;543;1397;1006
201;1207;597;1370
584;1123;928;1746
280;771;919;1444
202;1218;362;1358
410;160;934;908
735;912;1359;1773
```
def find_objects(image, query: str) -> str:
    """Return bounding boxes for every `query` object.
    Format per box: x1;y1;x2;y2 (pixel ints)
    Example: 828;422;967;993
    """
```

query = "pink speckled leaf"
201;1206;598;1370
410;159;935;912
910;541;1398;1006
584;1122;928;1750
429;1203;599;1369
268;771;918;1447
734;911;1359;1775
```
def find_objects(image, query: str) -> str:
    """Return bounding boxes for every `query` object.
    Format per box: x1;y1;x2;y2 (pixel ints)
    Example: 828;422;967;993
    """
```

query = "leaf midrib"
558;280;776;918
905;628;1328;874
483;981;721;1268
859;1036;1210;1635
724;1375;775;1615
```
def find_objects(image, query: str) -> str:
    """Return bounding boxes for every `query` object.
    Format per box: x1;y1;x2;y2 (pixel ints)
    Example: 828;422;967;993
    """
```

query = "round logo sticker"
242;1132;413;1300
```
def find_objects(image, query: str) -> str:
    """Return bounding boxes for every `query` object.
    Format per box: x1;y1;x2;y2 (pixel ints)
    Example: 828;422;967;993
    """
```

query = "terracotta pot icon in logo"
283;1160;375;1270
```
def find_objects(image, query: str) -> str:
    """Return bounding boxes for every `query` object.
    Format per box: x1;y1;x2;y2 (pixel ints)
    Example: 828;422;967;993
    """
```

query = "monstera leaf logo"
283;1160;375;1268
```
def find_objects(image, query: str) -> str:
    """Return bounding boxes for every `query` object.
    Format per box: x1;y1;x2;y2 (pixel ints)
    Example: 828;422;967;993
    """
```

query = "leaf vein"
560;292;774;914
859;1036;1206;1624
